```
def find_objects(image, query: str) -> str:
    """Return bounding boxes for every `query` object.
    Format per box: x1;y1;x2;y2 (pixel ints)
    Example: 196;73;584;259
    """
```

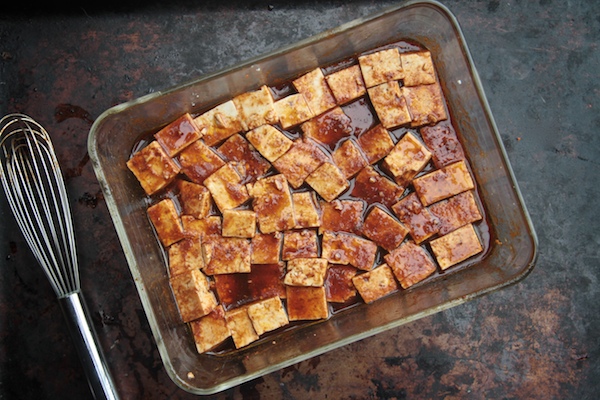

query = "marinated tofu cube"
248;174;296;233
332;139;368;179
429;191;483;235
176;180;212;219
305;162;349;202
203;162;250;212
300;107;353;149
325;265;358;303
352;166;404;209
232;85;278;131
247;296;289;336
391;192;440;244
412;160;475;205
430;224;483;270
292;191;321;229
384;240;437;289
420;120;465;168
226;307;259;348
273;93;314;128
248;263;286;300
319;199;364;235
181;215;222;239
126;141;180;195
154;113;202;156
214;274;251;310
202;235;251;275
189;305;231;354
178;140;225;185
218;134;270;183
400;51;437;87
357;124;394;164
352;263;399;303
321;231;377;271
246;124;293;163
358;48;403;88
286;286;329;321
168;237;204;277
382;132;432;186
284;257;328;287
272;138;329;189
170;269;217;322
194;100;244;146
402;83;448;128
282;229;319;260
222;209;256;238
147;198;185;247
362;206;409;251
250;233;282;264
325;65;367;105
292;68;337;116
368;81;412;129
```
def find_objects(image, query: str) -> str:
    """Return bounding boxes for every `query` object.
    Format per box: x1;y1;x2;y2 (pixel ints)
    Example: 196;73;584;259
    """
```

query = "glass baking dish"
88;0;537;394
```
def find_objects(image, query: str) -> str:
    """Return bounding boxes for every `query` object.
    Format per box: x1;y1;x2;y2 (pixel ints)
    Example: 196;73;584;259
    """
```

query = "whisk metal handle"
58;292;120;400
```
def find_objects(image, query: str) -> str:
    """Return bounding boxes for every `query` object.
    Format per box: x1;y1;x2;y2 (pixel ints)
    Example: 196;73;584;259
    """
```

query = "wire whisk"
0;113;119;400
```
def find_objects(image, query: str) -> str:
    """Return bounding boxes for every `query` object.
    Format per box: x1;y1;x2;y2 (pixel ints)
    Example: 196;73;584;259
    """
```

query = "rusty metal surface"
0;1;598;398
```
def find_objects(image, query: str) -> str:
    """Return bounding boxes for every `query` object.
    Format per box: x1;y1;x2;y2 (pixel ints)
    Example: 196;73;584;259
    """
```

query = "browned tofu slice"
362;206;409;251
419;120;465;168
282;229;319;260
181;215;222;239
147;198;185;247
357;124;394;164
194;100;244;146
245;124;293;163
154;113;202;156
325;265;358;303
292;191;321;229
400;51;437;87
232;85;278;131
250;233;282;264
214;274;251;310
430;223;483;270
203;162;250;212
176;180;212;219
319;199;364;235
248;263;286;300
178;140;225;185
284;257;328;287
325;65;366;105
391;192;440;244
352;263;399;304
273;93;314;128
352;166;404;209
170;269;218;322
358;48;403;88
222;209;256;238
429;191;483;235
168;237;204;277
292;68;337;116
286;286;329;321
332;138;368;179
248;174;296;233
226;307;259;348
202;235;251;275
189;305;231;354
382;132;432;186
272;138;329;189
368;81;412;129
218;134;271;183
300;106;353;149
384;240;437;289
402;83;448;128
305;162;349;202
247;296;289;336
321;231;377;271
412;160;475;205
126;141;180;195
